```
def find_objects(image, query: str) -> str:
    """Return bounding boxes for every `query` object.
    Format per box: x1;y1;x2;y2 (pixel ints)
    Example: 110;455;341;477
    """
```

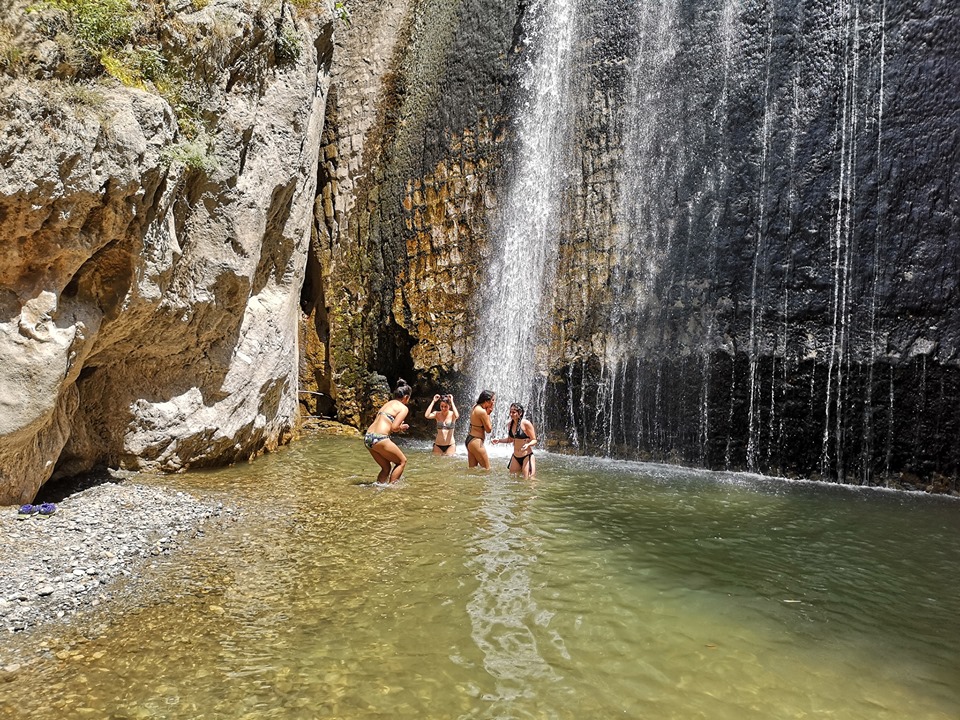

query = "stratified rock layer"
301;0;958;488
299;0;517;429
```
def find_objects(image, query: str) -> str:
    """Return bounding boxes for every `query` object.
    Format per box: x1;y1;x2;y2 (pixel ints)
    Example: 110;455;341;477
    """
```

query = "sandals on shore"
16;502;57;519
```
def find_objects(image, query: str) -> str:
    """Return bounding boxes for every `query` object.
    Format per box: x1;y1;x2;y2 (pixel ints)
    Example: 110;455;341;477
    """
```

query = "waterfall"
529;0;940;483
468;0;579;428
442;0;955;484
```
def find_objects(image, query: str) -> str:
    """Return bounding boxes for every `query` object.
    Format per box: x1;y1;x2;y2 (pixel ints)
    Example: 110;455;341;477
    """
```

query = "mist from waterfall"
468;0;579;428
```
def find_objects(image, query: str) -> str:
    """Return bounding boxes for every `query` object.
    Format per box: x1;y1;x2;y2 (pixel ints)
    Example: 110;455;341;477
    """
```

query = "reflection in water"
465;477;563;714
1;436;958;720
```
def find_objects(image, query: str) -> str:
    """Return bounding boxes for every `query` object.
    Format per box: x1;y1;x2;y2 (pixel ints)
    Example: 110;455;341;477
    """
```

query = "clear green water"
4;435;959;719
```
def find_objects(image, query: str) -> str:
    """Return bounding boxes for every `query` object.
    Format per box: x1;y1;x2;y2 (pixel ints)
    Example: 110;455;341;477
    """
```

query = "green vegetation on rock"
34;0;136;55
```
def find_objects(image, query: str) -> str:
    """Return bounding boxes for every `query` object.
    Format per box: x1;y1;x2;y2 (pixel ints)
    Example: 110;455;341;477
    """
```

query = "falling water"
863;0;887;483
469;0;579;426
596;0;744;461
745;0;777;473
534;0;940;484
605;1;682;456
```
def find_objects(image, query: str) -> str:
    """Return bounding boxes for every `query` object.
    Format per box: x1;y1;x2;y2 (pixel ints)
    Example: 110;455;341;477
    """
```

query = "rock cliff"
0;0;333;503
299;0;958;489
2;0;956;500
298;0;518;427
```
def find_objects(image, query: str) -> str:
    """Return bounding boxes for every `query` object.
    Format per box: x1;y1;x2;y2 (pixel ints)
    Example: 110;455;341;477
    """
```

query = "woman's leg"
368;446;392;483
443;444;457;457
432;443;443;456
372;439;407;482
507;455;523;475
467;438;490;469
524;454;536;479
475;443;490;470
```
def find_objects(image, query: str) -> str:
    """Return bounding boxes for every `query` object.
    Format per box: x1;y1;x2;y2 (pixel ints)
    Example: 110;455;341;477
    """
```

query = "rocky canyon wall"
2;0;955;500
302;0;958;489
0;0;333;503
298;0;519;428
543;0;960;488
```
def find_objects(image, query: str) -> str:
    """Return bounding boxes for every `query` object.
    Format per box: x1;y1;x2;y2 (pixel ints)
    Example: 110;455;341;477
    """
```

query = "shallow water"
4;435;959;719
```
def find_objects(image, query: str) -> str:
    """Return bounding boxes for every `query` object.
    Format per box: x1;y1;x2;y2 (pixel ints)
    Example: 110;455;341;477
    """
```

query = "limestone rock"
0;2;334;503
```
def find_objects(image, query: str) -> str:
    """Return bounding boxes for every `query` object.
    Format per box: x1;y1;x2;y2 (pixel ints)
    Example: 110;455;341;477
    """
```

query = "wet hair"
509;403;525;419
394;378;413;399
439;394;452;406
476;389;495;405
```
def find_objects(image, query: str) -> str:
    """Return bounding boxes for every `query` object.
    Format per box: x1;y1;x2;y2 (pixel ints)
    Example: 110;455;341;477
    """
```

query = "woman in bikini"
493;403;537;478
465;390;495;469
363;378;412;483
425;393;459;456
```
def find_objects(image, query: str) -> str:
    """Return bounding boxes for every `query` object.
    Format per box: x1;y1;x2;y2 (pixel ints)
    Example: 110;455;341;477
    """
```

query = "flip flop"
16;504;38;520
37;502;57;517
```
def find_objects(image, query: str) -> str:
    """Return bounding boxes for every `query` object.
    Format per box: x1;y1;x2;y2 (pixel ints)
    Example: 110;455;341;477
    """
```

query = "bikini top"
436;420;456;430
378;411;396;422
508;419;531;440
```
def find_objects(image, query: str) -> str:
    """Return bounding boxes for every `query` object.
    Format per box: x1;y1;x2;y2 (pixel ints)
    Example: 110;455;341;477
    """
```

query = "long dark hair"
394;378;413;399
475;389;495;405
509;403;525;433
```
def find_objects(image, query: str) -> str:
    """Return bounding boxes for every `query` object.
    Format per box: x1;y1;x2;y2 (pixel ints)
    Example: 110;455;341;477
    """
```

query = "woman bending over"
425;393;459;456
493;403;537;478
465;390;495;469
364;378;412;483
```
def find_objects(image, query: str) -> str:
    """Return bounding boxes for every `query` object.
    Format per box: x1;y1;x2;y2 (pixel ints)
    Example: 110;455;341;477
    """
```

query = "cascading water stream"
469;0;579;427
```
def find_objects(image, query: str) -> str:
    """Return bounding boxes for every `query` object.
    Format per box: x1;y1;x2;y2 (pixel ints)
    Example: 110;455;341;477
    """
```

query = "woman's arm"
425;394;439;419
450;396;460;420
393;405;410;432
482;409;493;434
521;419;537;451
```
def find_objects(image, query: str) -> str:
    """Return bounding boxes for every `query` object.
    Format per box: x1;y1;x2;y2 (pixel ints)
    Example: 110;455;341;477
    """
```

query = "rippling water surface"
5;436;959;719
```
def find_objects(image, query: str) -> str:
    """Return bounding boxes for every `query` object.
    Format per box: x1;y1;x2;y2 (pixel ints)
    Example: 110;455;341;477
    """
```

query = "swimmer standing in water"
363;378;412;483
425;393;459;456
465;390;495;469
493;402;537;478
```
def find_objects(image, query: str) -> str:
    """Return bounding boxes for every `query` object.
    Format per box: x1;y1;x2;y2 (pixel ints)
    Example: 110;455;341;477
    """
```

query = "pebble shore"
0;473;235;671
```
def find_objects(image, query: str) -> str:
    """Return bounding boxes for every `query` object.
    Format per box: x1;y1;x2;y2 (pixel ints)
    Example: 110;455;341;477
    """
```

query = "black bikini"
465;422;486;451
507;419;533;469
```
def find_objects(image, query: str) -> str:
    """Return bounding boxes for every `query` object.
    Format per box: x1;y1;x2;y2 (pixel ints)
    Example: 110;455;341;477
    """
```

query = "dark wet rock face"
542;0;960;487
299;0;519;426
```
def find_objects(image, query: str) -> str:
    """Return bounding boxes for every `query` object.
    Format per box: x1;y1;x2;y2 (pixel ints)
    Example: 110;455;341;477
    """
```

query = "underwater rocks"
0;474;235;658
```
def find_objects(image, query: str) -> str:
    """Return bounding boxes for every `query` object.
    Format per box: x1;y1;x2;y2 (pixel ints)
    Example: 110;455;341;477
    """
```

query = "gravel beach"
0;472;237;671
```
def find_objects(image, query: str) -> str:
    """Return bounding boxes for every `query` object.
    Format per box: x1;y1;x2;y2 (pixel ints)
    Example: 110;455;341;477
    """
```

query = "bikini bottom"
508;453;533;470
434;443;453;452
364;432;389;449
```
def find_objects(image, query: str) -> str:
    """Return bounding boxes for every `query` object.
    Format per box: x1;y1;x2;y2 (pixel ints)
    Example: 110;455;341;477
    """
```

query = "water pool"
3;435;958;719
